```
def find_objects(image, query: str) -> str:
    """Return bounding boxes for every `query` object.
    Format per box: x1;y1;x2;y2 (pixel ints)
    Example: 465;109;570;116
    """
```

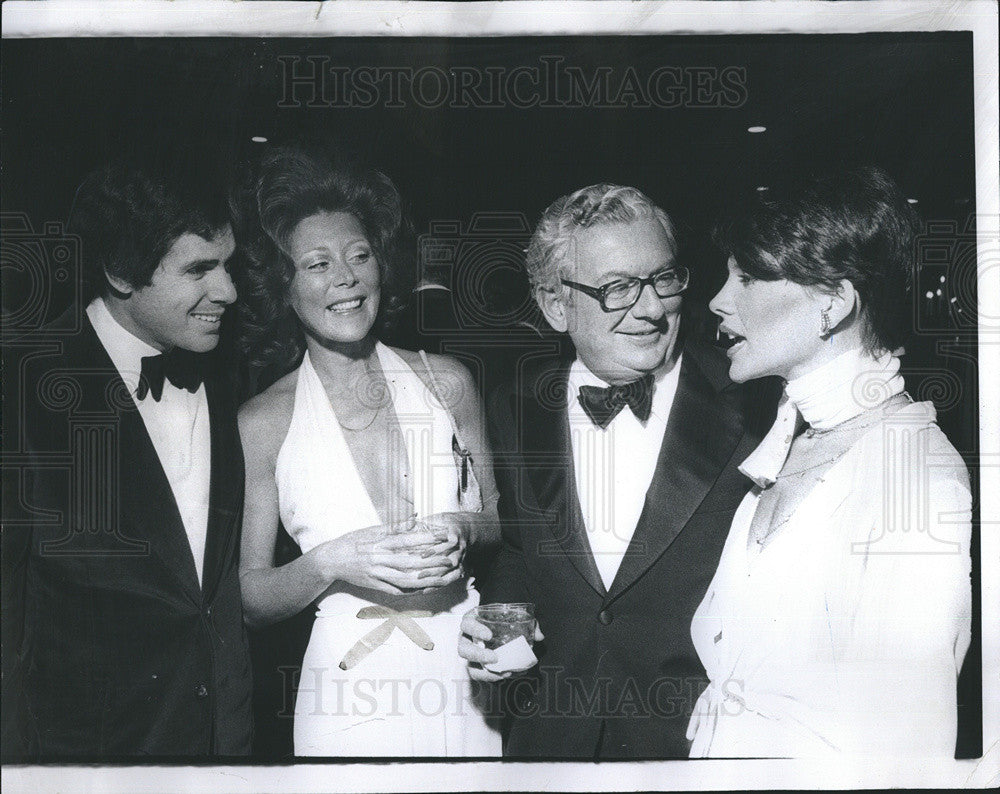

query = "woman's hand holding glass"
417;512;473;573
315;516;463;595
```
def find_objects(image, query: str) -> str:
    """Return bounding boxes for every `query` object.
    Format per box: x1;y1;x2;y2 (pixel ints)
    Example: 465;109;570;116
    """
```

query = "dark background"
1;33;981;759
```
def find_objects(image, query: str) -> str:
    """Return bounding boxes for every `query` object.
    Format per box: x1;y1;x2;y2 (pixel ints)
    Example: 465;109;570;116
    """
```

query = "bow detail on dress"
338;606;435;670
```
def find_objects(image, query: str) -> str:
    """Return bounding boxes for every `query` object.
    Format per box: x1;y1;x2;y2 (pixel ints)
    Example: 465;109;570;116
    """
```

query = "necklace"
323;353;388;433
756;453;846;546
775;447;851;479
337;401;383;432
752;395;911;550
755;397;909;546
779;394;911;476
801;392;911;438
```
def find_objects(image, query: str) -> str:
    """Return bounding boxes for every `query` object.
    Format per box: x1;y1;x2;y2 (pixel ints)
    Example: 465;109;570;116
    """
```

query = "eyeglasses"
560;266;689;312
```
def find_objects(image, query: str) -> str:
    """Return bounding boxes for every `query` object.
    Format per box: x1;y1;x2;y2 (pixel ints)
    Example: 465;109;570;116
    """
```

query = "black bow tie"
136;349;206;401
578;374;654;429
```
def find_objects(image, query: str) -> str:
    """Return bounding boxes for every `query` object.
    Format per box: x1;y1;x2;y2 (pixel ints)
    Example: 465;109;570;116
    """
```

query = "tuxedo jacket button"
598;609;613;625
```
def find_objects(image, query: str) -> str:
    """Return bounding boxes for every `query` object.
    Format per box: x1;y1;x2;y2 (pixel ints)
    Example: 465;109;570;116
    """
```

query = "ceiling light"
251;136;268;143
906;198;918;204
755;186;769;192
747;125;766;133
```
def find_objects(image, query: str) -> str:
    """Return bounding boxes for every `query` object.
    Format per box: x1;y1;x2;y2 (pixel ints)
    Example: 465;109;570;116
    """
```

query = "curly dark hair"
69;160;231;302
232;141;415;374
712;166;919;355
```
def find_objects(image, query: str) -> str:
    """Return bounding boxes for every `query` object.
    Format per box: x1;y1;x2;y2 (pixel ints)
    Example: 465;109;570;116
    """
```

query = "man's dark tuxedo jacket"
1;311;252;758
481;337;777;759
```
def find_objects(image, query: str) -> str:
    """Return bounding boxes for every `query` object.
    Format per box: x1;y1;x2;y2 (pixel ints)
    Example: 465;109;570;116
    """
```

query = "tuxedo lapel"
606;343;744;603
199;377;242;605
116;390;203;603
519;365;606;597
75;318;203;602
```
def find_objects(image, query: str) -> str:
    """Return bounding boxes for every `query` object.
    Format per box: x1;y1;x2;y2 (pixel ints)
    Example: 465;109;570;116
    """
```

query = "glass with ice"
473;603;537;673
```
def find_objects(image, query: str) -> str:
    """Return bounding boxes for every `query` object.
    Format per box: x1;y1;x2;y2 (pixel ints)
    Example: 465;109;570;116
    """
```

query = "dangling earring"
820;309;831;336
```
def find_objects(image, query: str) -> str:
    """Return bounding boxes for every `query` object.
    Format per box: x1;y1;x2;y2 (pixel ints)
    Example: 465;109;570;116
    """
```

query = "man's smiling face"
552;216;683;384
113;227;237;352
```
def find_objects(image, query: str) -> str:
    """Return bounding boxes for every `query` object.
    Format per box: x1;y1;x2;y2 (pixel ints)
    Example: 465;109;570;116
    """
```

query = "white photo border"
2;1;997;791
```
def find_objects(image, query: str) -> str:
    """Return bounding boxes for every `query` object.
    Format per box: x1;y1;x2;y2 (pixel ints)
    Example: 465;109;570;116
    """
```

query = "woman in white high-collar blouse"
687;167;972;758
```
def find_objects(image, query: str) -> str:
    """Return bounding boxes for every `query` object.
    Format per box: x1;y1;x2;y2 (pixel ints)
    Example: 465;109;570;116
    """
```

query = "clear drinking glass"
473;603;536;650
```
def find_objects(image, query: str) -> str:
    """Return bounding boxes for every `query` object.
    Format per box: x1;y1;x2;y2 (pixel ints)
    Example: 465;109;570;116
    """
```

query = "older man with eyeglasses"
459;183;777;759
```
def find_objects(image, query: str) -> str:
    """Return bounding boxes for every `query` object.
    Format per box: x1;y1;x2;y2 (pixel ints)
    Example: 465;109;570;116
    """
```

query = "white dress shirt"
87;297;211;585
566;355;682;589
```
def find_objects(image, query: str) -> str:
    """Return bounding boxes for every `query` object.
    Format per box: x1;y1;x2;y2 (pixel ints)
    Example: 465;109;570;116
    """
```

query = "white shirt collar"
86;296;162;392
568;358;613;391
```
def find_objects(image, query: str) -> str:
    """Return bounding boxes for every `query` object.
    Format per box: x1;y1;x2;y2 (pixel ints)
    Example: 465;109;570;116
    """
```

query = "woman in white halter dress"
688;168;972;757
234;143;502;756
278;345;500;755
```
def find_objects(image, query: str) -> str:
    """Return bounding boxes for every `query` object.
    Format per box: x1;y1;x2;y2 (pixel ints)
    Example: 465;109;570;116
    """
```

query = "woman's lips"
327;296;365;313
717;325;746;351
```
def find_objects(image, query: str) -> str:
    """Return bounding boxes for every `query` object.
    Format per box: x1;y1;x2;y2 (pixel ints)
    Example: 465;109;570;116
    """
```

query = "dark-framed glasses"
560;266;689;312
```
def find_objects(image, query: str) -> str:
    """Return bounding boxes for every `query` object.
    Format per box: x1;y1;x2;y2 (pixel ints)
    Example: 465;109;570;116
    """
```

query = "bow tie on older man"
577;373;654;429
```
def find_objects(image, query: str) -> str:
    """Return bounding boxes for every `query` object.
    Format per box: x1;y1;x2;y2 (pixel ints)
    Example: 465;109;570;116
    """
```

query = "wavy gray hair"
525;183;677;297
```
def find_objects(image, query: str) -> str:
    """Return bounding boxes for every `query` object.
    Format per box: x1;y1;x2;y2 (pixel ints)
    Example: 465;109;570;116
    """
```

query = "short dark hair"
69;160;231;302
232;141;414;373
712;166;919;354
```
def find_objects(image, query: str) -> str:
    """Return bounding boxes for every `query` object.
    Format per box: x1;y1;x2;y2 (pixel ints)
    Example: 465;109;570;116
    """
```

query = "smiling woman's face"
709;256;828;383
286;211;381;346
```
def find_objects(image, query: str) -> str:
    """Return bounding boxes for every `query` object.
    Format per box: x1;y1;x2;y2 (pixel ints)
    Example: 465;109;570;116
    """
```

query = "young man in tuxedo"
1;161;252;757
459;183;776;758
